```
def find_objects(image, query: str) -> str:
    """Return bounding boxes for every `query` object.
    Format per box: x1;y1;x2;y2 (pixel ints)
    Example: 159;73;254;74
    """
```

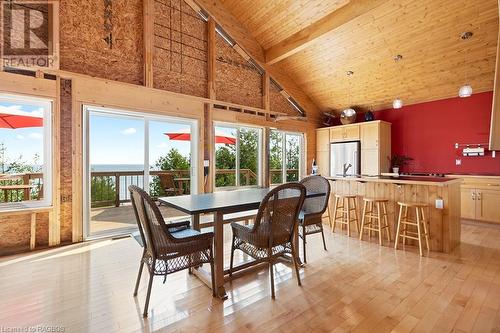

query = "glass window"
215;125;261;188
269;130;304;184
0;94;52;209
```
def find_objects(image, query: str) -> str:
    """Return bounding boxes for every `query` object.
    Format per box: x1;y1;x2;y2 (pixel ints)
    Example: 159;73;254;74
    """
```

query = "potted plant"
389;155;413;174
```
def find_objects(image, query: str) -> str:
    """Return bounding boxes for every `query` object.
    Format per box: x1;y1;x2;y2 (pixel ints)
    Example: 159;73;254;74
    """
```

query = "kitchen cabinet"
315;121;391;176
330;124;359;142
316;128;330;176
458;176;500;224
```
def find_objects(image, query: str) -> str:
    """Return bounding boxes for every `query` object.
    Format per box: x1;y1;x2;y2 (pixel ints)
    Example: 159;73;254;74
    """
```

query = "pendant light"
340;70;357;125
459;31;473;98
393;54;403;109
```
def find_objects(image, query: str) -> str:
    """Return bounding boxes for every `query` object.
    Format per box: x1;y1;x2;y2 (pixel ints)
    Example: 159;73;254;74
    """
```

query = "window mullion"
235;128;240;187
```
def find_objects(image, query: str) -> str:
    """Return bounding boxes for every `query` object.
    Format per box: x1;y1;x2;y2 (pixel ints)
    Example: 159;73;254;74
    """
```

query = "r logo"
1;1;58;69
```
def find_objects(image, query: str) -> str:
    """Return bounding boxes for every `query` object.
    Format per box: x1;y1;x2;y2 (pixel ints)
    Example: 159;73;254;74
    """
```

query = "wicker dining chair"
158;173;183;196
229;183;306;298
298;175;331;263
129;185;215;317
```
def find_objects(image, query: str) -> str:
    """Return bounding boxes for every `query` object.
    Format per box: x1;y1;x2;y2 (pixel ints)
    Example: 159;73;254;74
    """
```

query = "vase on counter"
392;167;400;174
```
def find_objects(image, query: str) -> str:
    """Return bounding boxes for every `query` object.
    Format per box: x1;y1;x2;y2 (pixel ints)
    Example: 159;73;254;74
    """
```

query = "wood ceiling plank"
264;0;389;65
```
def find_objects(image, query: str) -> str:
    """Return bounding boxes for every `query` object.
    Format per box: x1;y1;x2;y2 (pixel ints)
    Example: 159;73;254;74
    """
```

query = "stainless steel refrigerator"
330;141;360;177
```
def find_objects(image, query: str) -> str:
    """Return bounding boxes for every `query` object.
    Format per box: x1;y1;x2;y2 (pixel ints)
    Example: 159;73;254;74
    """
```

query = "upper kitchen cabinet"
330;124;360;142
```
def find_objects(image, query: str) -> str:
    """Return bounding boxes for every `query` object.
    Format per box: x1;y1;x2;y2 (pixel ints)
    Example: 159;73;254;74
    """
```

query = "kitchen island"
327;175;462;253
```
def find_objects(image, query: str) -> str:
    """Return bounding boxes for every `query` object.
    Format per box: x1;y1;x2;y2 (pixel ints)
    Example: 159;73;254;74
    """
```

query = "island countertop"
326;175;463;186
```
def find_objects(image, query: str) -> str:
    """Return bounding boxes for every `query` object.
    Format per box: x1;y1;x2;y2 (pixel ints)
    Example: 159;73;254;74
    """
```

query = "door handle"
472;192;476;200
477;192;481;201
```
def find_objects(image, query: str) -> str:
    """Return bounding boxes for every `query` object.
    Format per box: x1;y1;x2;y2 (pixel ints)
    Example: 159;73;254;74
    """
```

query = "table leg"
213;211;227;299
191;214;200;231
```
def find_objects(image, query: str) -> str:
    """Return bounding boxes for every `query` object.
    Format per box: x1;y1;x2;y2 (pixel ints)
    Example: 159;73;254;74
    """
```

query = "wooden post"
115;173;120;207
143;0;154;87
204;18;216;193
22;174;30;200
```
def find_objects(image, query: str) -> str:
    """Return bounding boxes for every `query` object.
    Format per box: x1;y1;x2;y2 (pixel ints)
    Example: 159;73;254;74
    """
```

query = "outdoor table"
159;187;325;299
173;177;190;193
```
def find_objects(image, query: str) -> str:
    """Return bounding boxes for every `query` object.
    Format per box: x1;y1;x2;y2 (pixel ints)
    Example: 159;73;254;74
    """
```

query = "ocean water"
91;164;145;172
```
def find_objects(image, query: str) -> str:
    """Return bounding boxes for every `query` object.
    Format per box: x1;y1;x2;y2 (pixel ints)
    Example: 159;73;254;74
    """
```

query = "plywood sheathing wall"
270;82;297;115
59;0;144;85
59;79;73;243
215;35;263;108
154;0;208;97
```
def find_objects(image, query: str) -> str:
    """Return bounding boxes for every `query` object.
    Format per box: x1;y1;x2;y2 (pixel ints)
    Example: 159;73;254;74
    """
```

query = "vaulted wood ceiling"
219;0;499;112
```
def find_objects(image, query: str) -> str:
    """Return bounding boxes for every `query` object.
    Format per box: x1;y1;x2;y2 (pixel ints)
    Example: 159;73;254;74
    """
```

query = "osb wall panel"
215;34;263;108
60;79;72;243
0;213;49;255
153;0;207;97
270;84;296;115
59;0;143;85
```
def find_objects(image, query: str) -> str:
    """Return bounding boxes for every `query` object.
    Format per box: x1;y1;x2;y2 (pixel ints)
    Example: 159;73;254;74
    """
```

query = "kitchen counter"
328;175;461;253
327;175;463;186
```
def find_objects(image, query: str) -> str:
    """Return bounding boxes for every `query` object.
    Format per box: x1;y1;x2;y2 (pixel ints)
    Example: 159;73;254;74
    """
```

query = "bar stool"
394;202;430;256
331;194;359;237
359;198;391;245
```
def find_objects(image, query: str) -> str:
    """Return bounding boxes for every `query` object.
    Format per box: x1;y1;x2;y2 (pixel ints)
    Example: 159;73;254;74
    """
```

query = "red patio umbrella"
164;128;236;144
0;110;43;129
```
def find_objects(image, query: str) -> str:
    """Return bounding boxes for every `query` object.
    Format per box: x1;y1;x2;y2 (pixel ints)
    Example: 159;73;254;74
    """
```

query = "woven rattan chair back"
252;183;306;247
300;175;331;216
129;185;171;259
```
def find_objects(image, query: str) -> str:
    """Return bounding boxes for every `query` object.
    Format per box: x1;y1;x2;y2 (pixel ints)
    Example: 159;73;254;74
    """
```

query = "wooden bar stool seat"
359;198;391;245
331;194;359;237
394;202;430;256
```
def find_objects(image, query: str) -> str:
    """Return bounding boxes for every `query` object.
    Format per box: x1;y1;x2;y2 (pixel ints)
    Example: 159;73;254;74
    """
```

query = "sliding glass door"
270;130;304;185
83;106;198;239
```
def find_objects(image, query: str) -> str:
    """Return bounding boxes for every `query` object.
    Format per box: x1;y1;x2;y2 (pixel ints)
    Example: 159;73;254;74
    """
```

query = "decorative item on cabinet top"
340;108;357;125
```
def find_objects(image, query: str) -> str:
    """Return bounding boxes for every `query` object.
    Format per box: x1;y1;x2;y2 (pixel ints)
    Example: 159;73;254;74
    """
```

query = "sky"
89;111;192;168
0;102;44;167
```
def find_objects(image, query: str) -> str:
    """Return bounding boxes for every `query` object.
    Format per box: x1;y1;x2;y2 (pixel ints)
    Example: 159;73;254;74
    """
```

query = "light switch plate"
455;159;462;165
435;199;444;209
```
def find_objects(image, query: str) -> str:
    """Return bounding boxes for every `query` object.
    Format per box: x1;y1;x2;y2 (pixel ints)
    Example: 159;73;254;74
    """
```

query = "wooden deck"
1;220;500;332
90;204;189;234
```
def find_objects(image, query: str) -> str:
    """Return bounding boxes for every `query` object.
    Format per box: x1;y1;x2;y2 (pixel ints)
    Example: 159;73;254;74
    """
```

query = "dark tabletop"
158;187;325;215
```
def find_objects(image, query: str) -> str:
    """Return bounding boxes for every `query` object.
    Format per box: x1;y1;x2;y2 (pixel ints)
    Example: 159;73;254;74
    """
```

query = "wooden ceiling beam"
191;0;323;122
264;0;388;65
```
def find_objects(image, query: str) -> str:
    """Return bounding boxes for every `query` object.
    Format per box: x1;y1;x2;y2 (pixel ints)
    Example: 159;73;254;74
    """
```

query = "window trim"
0;93;53;210
269;129;305;185
213;122;263;190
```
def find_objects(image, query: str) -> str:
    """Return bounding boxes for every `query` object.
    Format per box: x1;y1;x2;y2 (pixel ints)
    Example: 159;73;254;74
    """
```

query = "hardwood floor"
1;220;500;332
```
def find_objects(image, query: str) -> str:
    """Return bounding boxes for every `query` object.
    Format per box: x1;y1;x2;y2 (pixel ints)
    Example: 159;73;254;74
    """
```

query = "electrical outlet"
435;199;444;209
455;159;462;165
493;151;496;158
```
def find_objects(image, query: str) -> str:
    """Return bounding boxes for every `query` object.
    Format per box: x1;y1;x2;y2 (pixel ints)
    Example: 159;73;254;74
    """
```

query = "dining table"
158;187;326;299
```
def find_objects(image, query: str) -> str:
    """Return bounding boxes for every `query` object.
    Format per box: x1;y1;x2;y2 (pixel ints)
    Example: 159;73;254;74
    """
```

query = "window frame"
269;129;305;185
0;93;53;210
213;122;263;190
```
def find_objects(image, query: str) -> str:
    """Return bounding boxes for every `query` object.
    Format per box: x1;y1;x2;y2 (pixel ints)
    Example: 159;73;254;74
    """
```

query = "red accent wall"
375;91;500;175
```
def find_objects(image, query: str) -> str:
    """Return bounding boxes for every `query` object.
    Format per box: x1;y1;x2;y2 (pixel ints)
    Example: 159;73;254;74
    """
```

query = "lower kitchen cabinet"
458;176;500;224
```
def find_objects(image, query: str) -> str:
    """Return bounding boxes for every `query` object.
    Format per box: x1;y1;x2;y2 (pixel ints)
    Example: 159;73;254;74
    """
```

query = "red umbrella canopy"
165;128;236;144
0;109;43;129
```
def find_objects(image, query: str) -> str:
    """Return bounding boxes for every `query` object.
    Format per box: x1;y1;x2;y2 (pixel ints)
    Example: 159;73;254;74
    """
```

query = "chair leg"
302;224;307;264
359;201;367;240
133;252;145;296
416;208;423;256
143;263;155;317
346;198;351;237
229;235;236;277
382;202;391;242
269;250;275;299
320;224;327;251
403;206;408;246
394;205;403;250
291;243;302;287
332;196;339;232
376;202;382;246
420;207;430;251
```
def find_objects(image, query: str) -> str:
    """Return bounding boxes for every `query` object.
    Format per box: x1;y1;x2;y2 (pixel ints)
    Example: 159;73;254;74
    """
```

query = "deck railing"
0;168;299;206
